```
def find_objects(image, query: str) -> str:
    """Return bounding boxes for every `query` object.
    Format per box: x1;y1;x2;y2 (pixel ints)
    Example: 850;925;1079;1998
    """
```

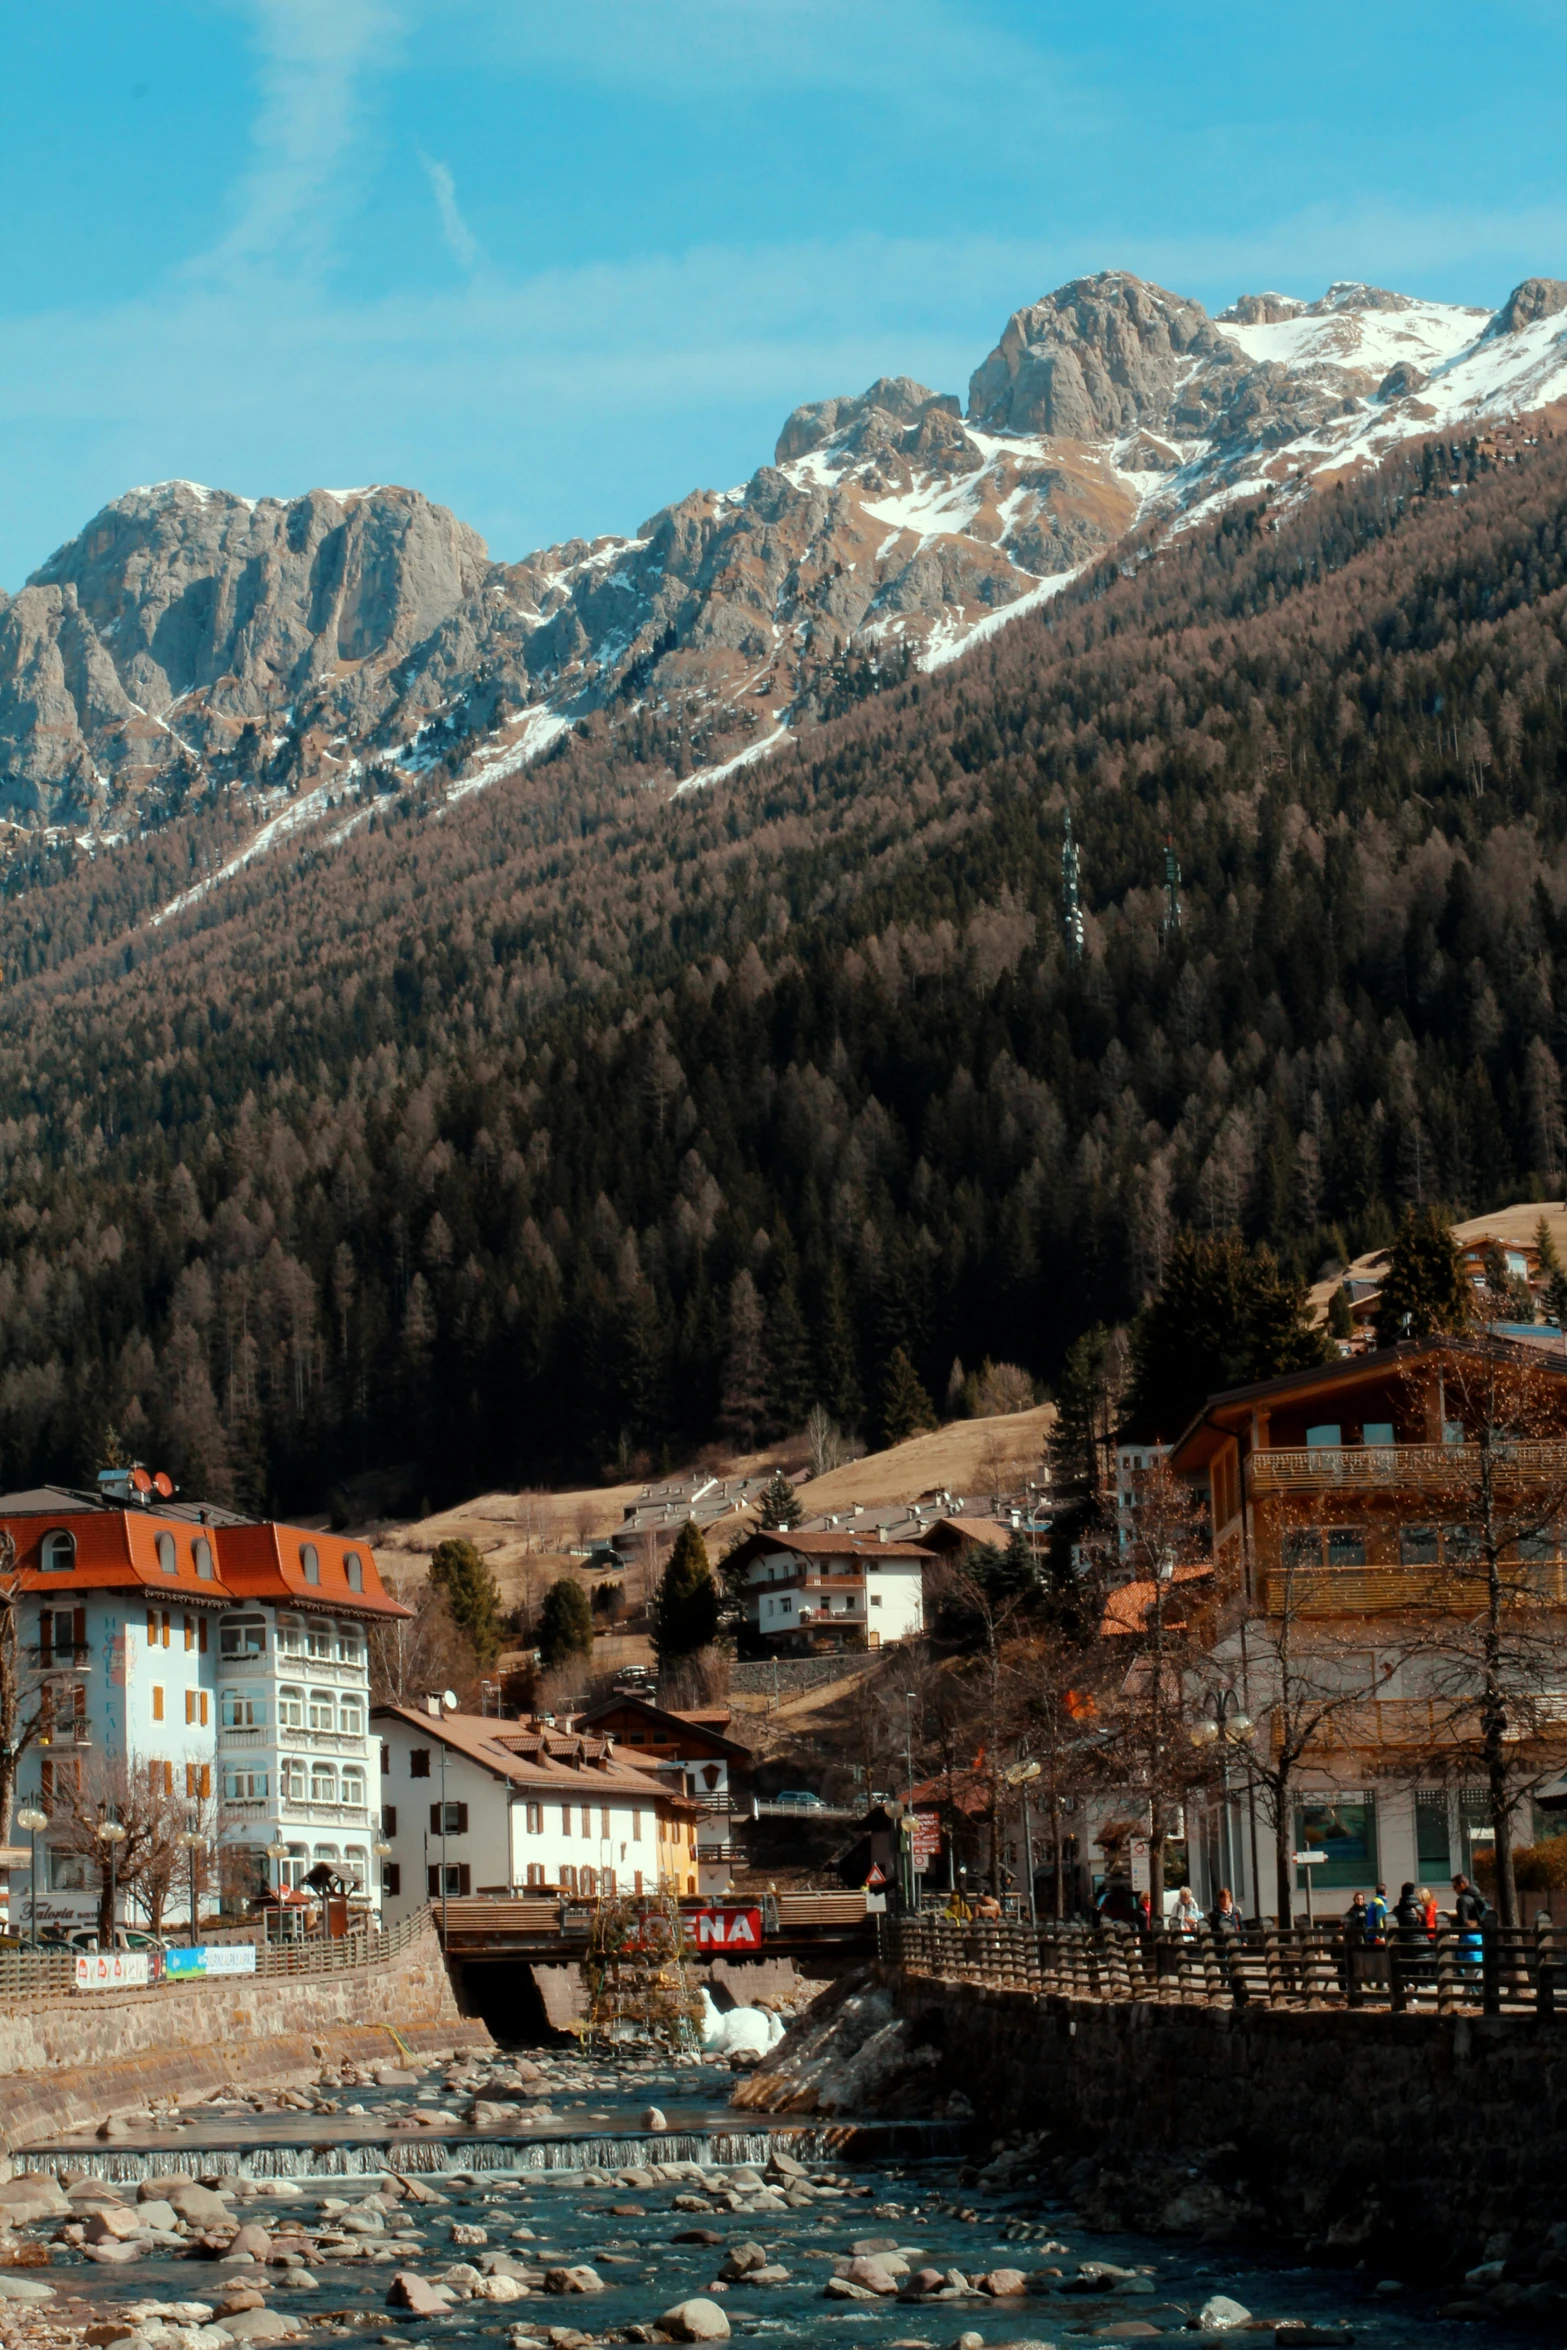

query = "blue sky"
2;1;1564;588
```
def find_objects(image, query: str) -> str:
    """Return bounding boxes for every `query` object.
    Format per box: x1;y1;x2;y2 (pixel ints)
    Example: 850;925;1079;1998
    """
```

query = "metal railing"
0;1905;432;2000
880;1911;1567;2019
1250;1441;1567;1491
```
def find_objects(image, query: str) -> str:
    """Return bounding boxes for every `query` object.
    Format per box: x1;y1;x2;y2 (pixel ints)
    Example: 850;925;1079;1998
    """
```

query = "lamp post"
1004;1759;1042;1928
265;1838;289;1944
372;1837;392;1929
1189;1691;1254;1913
178;1827;205;1945
16;1807;47;1949
902;1690;917;1913
95;1818;127;1947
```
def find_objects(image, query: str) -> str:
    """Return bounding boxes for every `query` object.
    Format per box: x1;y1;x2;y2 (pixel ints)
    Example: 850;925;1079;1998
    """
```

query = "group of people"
1094;1873;1496;1948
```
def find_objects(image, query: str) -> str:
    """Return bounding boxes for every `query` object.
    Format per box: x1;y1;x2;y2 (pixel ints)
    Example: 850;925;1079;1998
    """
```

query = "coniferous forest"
3;420;1567;1513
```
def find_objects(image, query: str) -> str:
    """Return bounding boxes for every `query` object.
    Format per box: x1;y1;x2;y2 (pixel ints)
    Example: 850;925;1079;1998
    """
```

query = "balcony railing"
1259;1559;1567;1616
280;1799;370;1825
1250;1441;1567;1492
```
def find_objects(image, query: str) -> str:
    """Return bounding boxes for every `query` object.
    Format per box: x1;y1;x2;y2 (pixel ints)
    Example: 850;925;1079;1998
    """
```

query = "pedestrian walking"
1393;1878;1432;1990
1365;1883;1391;1946
1209;1886;1242;1938
1452;1872;1489;1982
1171;1887;1203;1938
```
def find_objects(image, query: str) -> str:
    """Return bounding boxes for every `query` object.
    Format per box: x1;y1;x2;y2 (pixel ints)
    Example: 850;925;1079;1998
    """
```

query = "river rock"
643;2108;668;2132
825;2277;881;2301
468;2102;513;2128
85;2207;147;2242
450;2223;487;2246
767;2148;807;2178
220;2309;300;2342
0;2277;54;2301
978;2269;1027;2296
387;2272;456;2315
229;2225;273;2261
0;2179;68;2220
718;2243;768;2279
82;2242;146;2264
137;2199;181;2232
141;2176;195;2201
743;2264;790;2285
544;2265;604;2294
170;2186;234;2226
1198;2294;1252;2330
657;2298;731;2340
835;2256;903;2294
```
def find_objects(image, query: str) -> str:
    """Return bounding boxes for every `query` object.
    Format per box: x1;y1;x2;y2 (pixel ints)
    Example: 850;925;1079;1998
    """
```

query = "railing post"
1537;1919;1556;2021
1482;1924;1502;2017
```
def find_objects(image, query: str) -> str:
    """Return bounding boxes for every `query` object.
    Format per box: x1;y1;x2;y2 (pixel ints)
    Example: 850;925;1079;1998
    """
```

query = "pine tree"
537;1576;594;1669
652;1520;720;1658
1130;1232;1327;1430
758;1468;798;1530
429;1537;506;1670
719;1271;768;1451
1373;1207;1471;1345
1536;1217;1567;1326
818;1266;862;1430
764;1276;813;1435
877;1347;937;1448
1048;1324;1119;1506
1327;1284;1355;1343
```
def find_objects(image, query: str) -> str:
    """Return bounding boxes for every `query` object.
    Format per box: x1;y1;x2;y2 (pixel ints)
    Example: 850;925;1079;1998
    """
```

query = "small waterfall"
13;2119;960;2185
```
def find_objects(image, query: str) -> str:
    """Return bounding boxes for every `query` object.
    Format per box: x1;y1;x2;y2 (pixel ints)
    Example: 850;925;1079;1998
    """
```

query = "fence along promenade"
879;1910;1567;2020
0;1906;431;2006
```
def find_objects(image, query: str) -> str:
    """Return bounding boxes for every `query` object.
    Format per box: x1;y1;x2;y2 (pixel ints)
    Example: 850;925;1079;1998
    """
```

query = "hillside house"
570;1691;751;1893
725;1527;931;1654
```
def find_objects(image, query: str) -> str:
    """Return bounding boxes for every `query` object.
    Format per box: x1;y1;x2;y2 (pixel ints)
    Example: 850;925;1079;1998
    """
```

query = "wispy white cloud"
420;154;480;274
199;0;401;282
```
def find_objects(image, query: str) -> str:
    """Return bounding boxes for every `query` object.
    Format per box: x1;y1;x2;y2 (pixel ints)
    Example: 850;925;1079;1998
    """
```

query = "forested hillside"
3;416;1567;1514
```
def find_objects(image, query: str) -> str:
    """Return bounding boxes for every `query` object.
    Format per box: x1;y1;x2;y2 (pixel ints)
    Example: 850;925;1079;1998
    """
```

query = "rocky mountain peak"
1218;293;1303;326
775;377;962;464
965;269;1238;441
1484;277;1567;339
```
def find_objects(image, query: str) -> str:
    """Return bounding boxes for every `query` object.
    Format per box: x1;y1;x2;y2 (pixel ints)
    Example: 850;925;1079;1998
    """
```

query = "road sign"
1128;1836;1151;1893
864;1864;887;1889
1292;1851;1328;1865
909;1811;942;1872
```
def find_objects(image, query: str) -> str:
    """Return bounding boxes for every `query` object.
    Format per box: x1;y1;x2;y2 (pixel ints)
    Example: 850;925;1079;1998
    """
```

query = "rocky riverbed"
0;2037;1543;2350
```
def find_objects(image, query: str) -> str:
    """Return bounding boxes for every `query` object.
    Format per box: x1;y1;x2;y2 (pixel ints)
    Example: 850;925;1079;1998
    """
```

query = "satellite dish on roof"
442;1688;458;1712
131;1468;152;1494
153;1471;174;1498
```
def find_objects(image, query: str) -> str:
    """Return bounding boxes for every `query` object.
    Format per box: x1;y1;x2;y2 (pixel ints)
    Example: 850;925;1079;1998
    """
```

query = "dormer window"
156;1533;177;1576
300;1544;321;1585
345;1552;364;1593
193;1537;215;1580
39;1531;76;1574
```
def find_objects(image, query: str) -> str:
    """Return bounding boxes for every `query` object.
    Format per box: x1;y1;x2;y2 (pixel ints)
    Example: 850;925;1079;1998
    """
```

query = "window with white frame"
344;1845;368;1890
276;1616;304;1658
224;1766;268;1800
341;1766;366;1809
307;1619;335;1660
221;1688;265;1729
308;1689;336;1732
311;1761;338;1804
279;1685;305;1731
337;1621;363;1664
220;1616;265;1659
338;1694;364;1736
280;1756;307;1801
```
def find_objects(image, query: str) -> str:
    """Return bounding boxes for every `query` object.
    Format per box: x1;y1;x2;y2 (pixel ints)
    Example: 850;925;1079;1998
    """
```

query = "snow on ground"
446;707;570;802
149;781;337;929
672;723;792;795
919;569;1079;671
1220;291;1485;378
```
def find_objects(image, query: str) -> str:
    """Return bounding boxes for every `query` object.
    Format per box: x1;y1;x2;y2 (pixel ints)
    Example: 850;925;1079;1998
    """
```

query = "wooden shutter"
152;1685;164;1722
455;1803;469;1834
429;1802;442;1835
457;1865;471;1896
384;1864;401;1896
198;1617;208;1653
383;1805;397;1836
427;1865;440;1898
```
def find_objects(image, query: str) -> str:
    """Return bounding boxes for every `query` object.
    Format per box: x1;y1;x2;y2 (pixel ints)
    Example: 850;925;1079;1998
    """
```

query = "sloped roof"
1101;1563;1213;1637
372;1703;697;1809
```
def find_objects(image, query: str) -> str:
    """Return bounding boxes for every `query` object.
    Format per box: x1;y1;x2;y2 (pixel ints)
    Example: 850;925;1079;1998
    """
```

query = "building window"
186;1689;196;1726
183;1613;195;1651
428;1863;470;1897
410;1749;431;1778
300;1544;321;1585
345;1553;364;1593
337;1622;363;1665
1401;1526;1440;1566
48;1848;91;1891
431;1801;468;1836
525;1862;544;1889
580;1867;597;1896
277;1617;304;1658
279;1686;304;1731
224;1767;269;1800
1325;1528;1367;1568
631;1808;642;1842
283;1843;308;1888
561;1804;572;1834
1294;1793;1377;1889
344;1846;368;1891
311;1762;338;1804
148;1758;173;1795
341;1766;366;1809
601;1867;616;1895
308;1689;336;1732
221;1617;265;1659
313;1842;340;1872
307;1620;334;1661
871;1593;882;1607
185;1761;212;1799
222;1689;264;1729
525;1802;543;1834
280;1756;307;1801
382;1862;401;1897
39;1531;76;1574
383;1805;397;1836
152;1685;165;1722
339;1695;364;1736
560;1864;577;1895
1416;1788;1452;1874
193;1537;215;1581
157;1533;177;1576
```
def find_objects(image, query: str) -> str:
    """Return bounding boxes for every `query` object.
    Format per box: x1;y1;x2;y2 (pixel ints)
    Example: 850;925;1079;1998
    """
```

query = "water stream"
11;2054;1536;2346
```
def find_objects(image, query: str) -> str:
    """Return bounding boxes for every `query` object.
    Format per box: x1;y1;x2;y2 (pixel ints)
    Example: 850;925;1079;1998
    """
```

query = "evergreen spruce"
537;1576;594;1670
758;1468;798;1530
429;1536;506;1669
652;1520;721;1658
877;1347;938;1447
1373;1207;1472;1345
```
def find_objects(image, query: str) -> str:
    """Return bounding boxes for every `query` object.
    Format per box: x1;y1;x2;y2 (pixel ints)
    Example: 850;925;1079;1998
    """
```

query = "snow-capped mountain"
3;269;1566;875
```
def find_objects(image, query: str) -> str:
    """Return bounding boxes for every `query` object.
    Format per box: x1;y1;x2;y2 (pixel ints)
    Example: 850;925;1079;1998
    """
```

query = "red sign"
693;1906;763;1950
910;1811;942;1871
864;1864;887;1889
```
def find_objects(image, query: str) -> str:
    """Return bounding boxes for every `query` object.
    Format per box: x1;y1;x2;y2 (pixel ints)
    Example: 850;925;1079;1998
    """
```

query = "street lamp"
265;1838;290;1942
1190;1691;1253;1911
372;1837;392;1926
178;1828;205;1946
1003;1759;1042;1928
902;1691;917;1913
95;1818;127;1947
434;1690;457;1947
16;1807;47;1950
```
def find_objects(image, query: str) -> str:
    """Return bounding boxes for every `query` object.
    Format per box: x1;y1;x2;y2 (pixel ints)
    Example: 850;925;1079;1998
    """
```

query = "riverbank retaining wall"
0;1913;485;2154
886;1966;1567;2270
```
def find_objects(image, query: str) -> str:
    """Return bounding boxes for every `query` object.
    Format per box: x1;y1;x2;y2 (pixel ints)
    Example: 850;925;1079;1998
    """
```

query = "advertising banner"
692;1906;763;1950
74;1950;151;1990
165;1944;258;1979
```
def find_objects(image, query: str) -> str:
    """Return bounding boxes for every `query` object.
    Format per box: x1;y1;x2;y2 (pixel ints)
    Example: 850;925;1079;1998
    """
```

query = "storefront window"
1294;1793;1377;1889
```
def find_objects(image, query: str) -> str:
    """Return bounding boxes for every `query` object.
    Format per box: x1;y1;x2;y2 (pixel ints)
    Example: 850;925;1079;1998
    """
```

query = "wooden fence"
879;1910;1567;2019
0;1906;431;2002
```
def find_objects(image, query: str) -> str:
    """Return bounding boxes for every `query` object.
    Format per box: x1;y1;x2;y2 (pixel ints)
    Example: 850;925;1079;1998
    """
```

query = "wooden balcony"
1249;1441;1567;1493
1259;1560;1567;1616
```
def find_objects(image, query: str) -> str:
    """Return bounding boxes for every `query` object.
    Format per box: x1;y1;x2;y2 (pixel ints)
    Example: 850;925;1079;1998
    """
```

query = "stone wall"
884;1969;1567;2274
0;1913;485;2153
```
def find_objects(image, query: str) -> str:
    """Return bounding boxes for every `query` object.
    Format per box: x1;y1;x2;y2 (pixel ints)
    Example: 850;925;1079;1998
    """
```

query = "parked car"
773;1789;827;1810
